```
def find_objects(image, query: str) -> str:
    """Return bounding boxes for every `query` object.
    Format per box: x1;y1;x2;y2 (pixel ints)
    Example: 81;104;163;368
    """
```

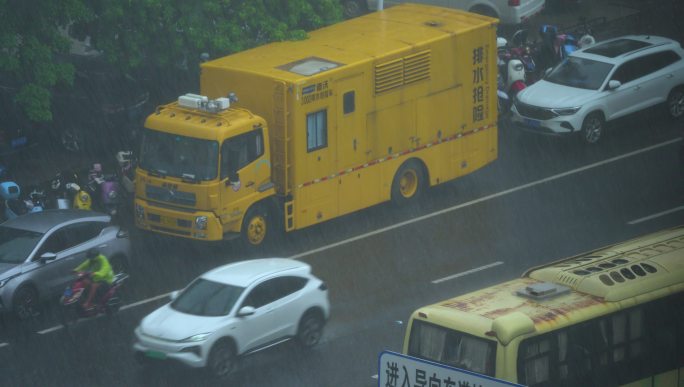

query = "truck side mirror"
229;171;239;183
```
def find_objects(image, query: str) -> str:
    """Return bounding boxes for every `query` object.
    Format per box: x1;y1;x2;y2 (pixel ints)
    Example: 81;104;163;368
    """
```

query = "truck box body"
200;4;498;230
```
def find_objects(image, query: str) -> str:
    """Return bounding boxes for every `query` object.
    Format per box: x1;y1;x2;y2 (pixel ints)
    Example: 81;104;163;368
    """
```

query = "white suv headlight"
182;332;212;342
552;107;581;116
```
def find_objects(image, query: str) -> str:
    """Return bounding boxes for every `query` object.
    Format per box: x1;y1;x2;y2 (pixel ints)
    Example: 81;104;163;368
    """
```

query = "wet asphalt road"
2;2;684;386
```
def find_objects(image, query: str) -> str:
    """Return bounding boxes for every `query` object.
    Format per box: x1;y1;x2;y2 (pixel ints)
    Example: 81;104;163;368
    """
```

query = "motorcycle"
99;173;122;217
115;150;136;198
48;170;80;209
0;181;42;220
68;182;93;210
538;24;596;70
496;37;527;115
59;271;129;330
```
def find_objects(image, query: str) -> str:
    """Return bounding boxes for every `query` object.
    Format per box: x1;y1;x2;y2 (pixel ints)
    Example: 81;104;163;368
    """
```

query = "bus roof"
201;4;496;83
413;226;684;343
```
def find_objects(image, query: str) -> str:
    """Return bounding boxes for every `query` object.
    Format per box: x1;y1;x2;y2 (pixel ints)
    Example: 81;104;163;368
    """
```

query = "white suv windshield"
546;57;614;90
171;278;244;316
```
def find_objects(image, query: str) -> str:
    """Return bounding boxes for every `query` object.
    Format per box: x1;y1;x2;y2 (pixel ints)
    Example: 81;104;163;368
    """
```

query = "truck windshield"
407;320;496;376
139;129;219;181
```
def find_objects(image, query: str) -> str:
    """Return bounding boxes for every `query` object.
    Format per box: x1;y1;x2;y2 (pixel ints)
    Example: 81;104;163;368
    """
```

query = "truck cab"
134;94;276;243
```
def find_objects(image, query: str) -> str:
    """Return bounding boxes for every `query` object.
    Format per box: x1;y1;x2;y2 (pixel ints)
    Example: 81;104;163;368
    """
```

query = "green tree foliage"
0;0;93;121
1;0;342;122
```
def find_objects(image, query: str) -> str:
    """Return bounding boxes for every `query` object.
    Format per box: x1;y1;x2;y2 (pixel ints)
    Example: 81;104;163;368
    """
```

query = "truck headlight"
552;106;581;116
195;216;208;230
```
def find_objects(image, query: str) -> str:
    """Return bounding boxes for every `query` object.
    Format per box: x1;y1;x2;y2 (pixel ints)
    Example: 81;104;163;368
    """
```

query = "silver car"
0;209;131;320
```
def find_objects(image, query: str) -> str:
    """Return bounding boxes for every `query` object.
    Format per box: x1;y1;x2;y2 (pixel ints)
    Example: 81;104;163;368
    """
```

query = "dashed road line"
432;261;504;284
627;205;684;225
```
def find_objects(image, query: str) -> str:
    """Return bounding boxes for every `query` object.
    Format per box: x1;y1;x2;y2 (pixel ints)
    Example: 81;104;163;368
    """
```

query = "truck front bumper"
134;198;224;241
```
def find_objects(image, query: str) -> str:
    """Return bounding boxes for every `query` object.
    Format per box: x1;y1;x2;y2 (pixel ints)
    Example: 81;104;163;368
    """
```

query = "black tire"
342;0;369;19
240;203;275;250
13;285;40;321
207;340;237;379
580;112;605;144
390;160;425;206
297;311;325;349
667;87;684;120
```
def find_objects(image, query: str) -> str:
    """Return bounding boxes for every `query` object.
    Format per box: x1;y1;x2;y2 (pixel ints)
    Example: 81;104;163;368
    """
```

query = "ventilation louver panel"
375;50;431;94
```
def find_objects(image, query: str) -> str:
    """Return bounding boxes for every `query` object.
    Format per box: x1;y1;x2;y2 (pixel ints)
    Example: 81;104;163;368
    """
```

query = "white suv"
133;258;330;378
511;35;684;143
344;0;545;25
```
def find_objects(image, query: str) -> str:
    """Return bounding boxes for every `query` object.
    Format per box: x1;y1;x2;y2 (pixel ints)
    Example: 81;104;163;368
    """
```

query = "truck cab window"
306;109;328;152
220;129;264;180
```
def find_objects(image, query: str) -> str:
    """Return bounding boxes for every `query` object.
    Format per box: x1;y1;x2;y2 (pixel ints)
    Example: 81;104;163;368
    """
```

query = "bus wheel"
241;204;272;249
391;160;425;206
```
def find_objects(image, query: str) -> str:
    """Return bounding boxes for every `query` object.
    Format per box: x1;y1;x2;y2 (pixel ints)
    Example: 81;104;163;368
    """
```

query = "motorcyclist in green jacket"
73;248;113;310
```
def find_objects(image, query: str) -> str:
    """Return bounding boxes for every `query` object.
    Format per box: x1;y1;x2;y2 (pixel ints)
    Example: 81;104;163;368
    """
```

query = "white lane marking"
432;261;504;284
371;374;378;380
38;325;62;335
0;342;8;348
121;292;171;311
627;205;684;225
290;138;681;260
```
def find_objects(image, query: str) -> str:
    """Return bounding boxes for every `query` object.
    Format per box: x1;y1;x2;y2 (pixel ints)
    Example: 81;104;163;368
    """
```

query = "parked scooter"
48;171;79;209
496;37;527;115
59;271;129;331
0;181;43;220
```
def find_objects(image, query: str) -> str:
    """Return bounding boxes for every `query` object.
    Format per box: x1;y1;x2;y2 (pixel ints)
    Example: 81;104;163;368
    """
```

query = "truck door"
336;74;366;215
219;128;269;230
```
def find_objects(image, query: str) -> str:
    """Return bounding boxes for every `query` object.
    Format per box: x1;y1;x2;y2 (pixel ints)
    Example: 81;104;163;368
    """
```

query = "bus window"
407;320;496;376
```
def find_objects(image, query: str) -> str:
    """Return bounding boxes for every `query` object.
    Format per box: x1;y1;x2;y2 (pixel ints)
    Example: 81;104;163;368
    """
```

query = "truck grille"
146;185;196;206
515;101;556;120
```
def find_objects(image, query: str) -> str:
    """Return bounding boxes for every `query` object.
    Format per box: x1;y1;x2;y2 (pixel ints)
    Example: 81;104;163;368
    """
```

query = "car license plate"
145;350;167;360
63;288;72;297
524;118;541;128
161;216;174;226
525;118;541;128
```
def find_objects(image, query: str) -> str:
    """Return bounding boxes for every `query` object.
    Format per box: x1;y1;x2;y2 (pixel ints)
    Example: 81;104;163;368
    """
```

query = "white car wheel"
581;113;604;144
667;88;684;119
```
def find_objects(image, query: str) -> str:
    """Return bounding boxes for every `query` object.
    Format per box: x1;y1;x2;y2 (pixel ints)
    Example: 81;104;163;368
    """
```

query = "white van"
343;0;545;25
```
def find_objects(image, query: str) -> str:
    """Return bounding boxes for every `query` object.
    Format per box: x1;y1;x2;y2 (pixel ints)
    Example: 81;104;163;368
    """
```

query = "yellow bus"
403;226;684;386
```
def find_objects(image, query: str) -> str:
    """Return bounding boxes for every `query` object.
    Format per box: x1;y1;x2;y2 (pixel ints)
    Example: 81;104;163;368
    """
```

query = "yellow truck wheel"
391;160;425;206
241;204;273;249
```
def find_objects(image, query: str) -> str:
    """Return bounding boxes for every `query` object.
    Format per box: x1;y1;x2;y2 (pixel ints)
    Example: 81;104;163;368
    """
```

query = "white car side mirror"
607;80;622;90
237;306;255;317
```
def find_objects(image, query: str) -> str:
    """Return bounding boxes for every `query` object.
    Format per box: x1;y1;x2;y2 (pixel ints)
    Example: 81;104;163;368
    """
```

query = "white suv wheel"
668;88;684;119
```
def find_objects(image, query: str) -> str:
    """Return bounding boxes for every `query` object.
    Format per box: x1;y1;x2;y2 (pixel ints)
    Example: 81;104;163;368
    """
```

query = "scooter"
48;170;80;209
59;271;129;331
68;183;92;210
99;173;122;217
115;150;135;197
0;181;42;220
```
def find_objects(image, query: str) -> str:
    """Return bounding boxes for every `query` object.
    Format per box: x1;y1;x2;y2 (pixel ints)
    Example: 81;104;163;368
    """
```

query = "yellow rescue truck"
134;4;499;247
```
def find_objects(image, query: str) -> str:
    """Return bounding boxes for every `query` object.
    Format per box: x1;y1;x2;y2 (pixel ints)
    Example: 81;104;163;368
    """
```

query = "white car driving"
133;258;330;378
511;35;684;143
